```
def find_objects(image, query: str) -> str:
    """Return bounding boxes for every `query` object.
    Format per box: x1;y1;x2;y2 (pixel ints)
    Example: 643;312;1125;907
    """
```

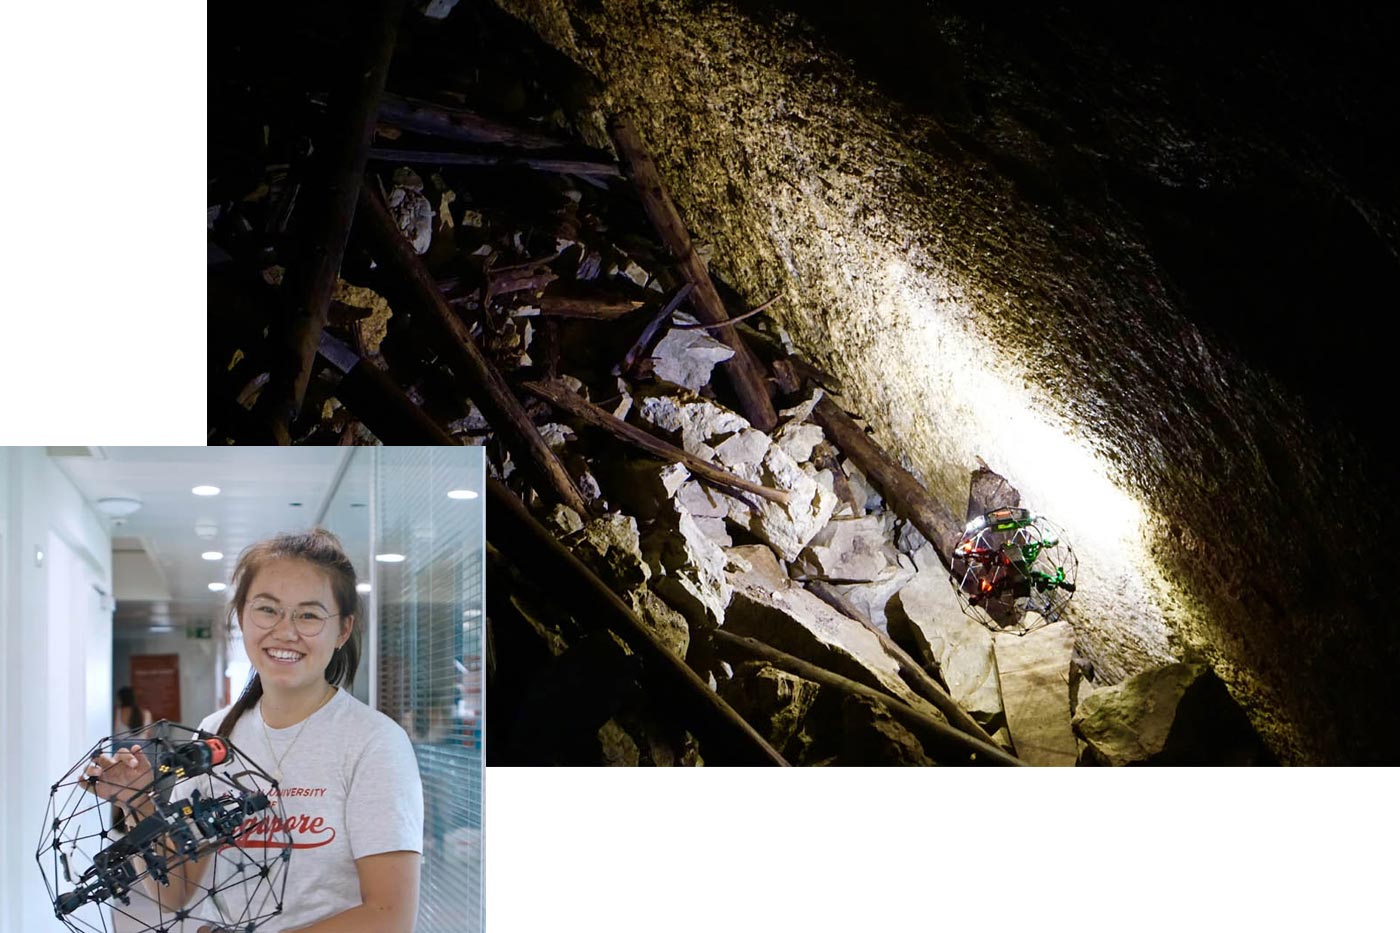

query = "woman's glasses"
246;602;339;638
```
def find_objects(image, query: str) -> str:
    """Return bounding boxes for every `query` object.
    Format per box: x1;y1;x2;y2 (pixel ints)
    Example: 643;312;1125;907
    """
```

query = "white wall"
0;448;113;933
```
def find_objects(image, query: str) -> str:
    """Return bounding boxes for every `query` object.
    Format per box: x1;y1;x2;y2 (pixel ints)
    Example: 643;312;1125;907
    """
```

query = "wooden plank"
609;116;778;431
813;396;961;571
358;185;588;514
713;630;1022;766
521;379;791;507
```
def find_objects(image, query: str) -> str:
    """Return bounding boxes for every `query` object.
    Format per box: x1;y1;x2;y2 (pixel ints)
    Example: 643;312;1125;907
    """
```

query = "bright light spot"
208;582;227;592
356;583;372;594
192;485;221;496
375;553;406;563
201;551;223;561
149;625;174;634
876;257;1146;559
447;489;478;500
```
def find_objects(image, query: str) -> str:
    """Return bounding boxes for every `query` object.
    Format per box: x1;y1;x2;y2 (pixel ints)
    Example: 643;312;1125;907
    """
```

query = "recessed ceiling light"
208;582;227;592
374;553;406;563
356;583;372;594
96;497;144;517
149;625;175;634
201;551;223;561
446;489;479;500
192;485;221;496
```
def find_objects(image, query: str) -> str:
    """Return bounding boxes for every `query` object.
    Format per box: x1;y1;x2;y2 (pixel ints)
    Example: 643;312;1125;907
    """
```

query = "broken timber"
368;147;622;178
713;630;1021;766
521;379;792;507
618;283;694;376
358;184;588;515
253;0;408;444
609;116;778;432
487;479;789;766
317;331;458;445
376;92;571;150
813;397;962;572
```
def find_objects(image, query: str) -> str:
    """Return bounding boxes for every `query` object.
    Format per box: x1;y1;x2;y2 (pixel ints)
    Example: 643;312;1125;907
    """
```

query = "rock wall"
495;0;1400;762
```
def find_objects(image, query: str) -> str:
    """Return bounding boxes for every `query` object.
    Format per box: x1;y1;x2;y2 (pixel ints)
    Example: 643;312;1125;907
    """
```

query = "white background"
0;4;1394;932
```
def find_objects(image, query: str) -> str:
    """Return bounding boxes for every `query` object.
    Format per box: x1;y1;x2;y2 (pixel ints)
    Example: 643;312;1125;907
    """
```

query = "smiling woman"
189;529;424;932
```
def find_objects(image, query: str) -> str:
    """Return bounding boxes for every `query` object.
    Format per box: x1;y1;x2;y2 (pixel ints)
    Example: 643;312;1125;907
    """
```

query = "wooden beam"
536;295;647;320
357;184;588;515
253;0;408;444
487;479;789;766
609;116;778;432
618;283;693;377
813;396;962;571
713;630;1021;766
368;147;621;177
376;92;570;150
317;331;459;445
521;379;791;507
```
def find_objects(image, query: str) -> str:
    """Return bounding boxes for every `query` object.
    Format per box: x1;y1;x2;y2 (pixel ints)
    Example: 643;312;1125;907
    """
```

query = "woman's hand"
83;745;152;805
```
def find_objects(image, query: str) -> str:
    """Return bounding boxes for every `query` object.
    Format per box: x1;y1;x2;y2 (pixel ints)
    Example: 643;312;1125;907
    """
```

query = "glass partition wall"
320;447;485;933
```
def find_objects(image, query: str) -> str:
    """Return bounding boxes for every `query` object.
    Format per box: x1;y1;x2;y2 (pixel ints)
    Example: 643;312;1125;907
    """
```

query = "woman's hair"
116;686;141;732
215;528;362;737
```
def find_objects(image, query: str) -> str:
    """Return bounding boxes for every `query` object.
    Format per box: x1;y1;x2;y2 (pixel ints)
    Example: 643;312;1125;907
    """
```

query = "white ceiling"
49;447;365;632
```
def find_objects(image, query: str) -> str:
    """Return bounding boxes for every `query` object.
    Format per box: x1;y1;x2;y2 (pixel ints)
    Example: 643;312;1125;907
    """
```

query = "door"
130;653;181;724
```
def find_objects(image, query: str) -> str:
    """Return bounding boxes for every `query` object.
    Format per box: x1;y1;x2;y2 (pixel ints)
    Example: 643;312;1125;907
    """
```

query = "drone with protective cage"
36;721;293;933
949;506;1078;635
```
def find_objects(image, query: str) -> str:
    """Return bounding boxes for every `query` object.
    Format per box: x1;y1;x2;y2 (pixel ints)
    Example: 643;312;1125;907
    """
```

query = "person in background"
111;686;154;833
114;686;154;740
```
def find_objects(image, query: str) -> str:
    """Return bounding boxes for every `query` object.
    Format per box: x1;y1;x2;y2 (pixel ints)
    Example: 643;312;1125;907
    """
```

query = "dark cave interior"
209;1;1400;764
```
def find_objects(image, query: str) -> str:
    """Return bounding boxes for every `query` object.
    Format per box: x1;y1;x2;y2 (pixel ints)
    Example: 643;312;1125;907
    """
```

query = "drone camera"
56;890;84;916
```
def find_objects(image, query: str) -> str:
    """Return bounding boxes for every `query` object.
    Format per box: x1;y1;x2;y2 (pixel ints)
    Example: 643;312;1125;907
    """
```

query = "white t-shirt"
174;686;423;932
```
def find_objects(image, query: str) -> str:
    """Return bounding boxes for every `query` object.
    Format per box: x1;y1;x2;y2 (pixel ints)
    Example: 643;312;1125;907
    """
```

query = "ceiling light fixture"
192;485;221;497
96;497;144;517
201;551;223;561
208;582;227;592
356;583;372;594
374;553;406;563
446;489;479;500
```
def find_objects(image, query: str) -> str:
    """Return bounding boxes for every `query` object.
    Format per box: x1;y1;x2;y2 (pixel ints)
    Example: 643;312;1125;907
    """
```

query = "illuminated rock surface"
993;623;1077;766
1072;662;1275;766
723;543;943;722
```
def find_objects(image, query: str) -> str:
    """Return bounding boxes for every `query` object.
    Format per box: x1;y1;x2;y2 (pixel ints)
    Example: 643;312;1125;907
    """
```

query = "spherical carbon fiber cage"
36;720;291;933
949;506;1079;636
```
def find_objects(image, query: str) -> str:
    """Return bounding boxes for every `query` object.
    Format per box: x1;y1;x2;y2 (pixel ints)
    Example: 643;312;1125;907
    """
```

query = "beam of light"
879;254;1153;571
